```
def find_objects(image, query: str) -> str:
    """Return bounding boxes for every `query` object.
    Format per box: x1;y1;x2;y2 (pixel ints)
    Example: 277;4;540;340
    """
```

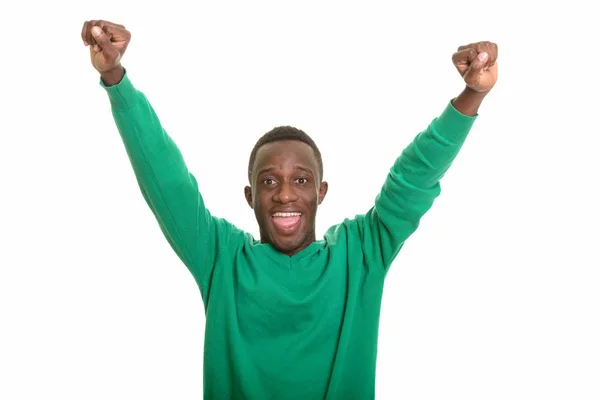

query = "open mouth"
271;212;302;233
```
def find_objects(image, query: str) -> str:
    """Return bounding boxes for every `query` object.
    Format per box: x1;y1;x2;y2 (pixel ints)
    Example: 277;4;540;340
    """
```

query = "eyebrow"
257;165;313;176
294;166;312;174
257;167;275;176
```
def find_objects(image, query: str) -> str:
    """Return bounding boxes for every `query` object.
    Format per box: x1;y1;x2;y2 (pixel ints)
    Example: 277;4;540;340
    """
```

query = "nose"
273;181;299;204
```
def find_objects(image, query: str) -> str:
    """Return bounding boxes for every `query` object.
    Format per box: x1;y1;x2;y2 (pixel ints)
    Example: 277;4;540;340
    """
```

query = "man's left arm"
359;41;498;272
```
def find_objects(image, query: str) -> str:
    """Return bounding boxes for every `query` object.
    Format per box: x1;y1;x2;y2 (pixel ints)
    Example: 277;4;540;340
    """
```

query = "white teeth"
272;212;301;217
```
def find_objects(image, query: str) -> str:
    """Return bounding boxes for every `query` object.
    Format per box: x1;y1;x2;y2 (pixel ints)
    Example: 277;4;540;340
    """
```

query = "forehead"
253;140;318;171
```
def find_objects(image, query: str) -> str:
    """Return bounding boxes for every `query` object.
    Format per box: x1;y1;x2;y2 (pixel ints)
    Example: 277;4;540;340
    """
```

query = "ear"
317;181;328;205
244;186;253;209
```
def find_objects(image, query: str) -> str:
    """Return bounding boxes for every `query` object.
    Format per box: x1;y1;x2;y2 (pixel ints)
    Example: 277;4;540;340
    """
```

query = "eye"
262;178;276;185
296;177;308;185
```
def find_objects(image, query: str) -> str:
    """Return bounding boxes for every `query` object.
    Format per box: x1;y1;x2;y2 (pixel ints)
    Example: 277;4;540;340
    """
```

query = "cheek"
309;185;320;199
301;190;319;207
254;191;271;213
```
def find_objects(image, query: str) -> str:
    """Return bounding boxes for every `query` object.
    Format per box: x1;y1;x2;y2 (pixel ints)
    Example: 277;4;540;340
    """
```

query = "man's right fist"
81;20;131;83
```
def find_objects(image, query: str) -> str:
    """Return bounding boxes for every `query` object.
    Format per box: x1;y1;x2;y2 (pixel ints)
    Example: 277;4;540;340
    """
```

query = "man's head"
244;126;328;256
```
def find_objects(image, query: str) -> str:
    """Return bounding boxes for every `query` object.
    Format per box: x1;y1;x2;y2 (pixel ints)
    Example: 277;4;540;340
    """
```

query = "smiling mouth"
271;212;302;232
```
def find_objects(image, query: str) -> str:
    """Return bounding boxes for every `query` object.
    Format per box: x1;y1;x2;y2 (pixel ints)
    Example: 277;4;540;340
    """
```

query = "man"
82;20;497;399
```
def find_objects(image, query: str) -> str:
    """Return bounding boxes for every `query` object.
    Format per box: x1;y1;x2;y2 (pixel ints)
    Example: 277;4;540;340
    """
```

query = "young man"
82;20;498;399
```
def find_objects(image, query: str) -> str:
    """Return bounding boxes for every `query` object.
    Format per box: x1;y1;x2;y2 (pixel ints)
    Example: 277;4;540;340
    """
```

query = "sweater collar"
261;240;326;266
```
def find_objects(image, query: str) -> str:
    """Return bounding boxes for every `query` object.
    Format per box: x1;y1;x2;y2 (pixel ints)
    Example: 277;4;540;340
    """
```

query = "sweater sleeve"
358;101;477;272
101;71;236;295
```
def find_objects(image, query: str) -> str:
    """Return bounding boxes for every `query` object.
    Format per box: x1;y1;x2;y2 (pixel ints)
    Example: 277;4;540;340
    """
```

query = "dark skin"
82;20;498;256
244;140;328;256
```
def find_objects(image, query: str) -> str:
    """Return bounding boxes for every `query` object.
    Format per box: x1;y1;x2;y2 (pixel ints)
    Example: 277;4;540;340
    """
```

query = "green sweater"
101;72;476;399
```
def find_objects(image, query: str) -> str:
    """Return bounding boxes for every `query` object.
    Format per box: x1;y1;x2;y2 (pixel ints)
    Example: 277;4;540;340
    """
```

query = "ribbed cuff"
99;69;139;110
433;100;478;142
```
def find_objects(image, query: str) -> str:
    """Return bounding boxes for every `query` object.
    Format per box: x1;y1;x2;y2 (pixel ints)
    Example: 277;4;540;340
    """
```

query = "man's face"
245;140;328;256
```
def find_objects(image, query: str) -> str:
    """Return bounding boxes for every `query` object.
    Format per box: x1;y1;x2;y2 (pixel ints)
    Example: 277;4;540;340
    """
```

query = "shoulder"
323;214;368;247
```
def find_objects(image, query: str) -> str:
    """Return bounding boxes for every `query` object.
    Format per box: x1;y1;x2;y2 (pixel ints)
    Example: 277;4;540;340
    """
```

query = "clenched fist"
452;41;498;93
81;20;131;85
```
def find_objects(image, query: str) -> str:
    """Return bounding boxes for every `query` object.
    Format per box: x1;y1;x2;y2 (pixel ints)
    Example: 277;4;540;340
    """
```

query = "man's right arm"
102;70;235;291
84;21;235;294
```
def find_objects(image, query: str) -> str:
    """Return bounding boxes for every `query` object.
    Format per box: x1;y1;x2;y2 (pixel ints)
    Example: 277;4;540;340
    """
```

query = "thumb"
463;51;488;88
91;26;120;63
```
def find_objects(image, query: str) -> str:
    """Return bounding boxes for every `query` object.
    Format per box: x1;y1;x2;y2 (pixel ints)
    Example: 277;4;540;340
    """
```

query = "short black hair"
248;126;323;184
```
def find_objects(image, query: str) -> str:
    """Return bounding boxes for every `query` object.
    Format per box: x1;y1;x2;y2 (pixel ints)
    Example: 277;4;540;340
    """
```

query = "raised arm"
83;21;238;295
359;41;498;272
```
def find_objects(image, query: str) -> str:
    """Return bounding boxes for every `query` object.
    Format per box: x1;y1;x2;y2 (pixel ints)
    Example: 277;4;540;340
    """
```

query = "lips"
271;212;302;233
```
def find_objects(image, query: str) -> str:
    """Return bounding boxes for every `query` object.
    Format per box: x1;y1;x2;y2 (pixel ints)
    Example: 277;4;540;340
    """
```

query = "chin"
259;217;315;255
268;230;312;256
271;237;303;254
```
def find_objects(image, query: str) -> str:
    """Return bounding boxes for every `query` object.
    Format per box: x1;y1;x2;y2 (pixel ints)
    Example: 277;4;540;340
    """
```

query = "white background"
1;0;599;399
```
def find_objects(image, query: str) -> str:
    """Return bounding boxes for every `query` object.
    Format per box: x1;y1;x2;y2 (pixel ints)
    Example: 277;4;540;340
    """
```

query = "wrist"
100;65;125;86
452;86;489;116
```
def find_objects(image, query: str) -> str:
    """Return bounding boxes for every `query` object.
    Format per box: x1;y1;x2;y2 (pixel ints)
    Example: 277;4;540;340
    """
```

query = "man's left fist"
452;41;498;93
